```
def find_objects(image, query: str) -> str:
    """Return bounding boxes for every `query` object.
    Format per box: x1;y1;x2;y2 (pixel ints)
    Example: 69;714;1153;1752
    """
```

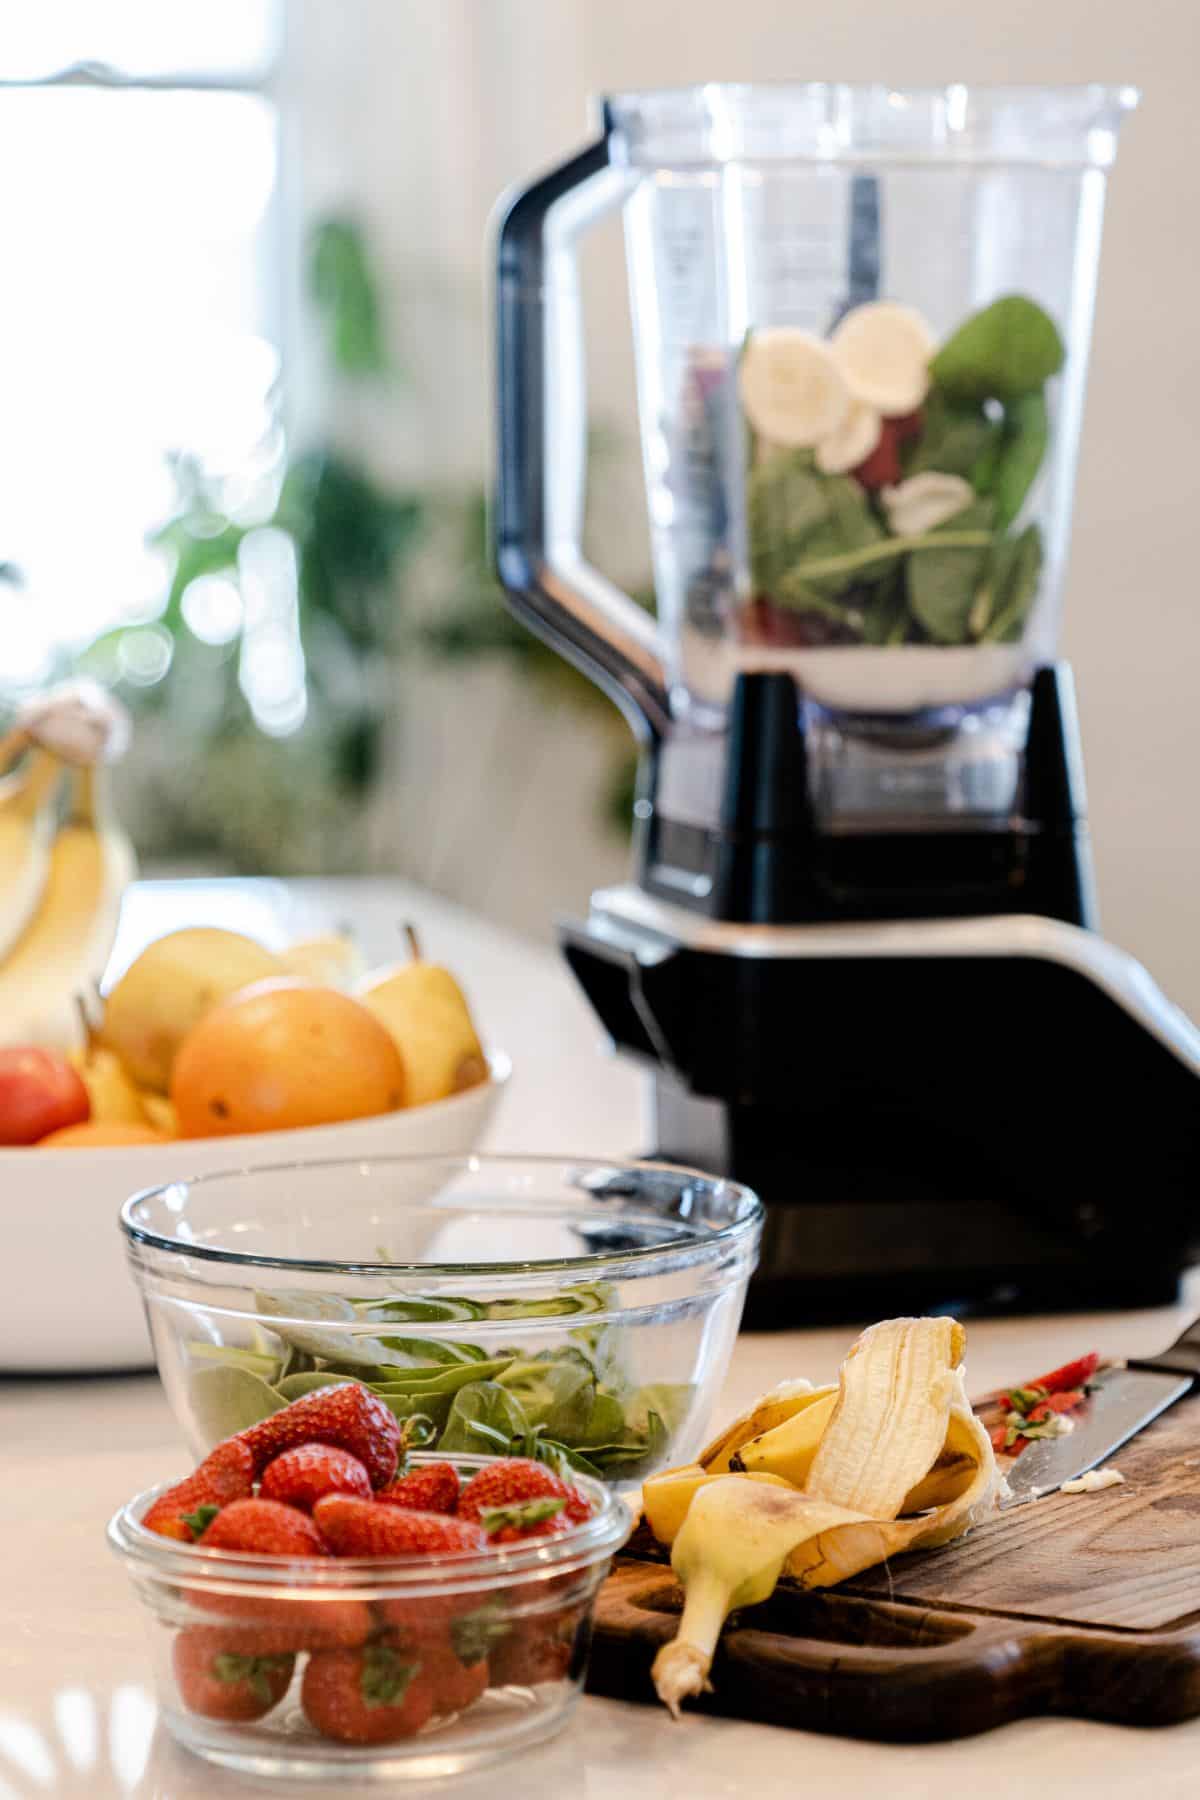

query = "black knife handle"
1128;1314;1200;1382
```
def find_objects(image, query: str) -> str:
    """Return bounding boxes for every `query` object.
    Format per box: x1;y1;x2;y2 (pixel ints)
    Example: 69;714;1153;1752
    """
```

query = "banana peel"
649;1317;999;1716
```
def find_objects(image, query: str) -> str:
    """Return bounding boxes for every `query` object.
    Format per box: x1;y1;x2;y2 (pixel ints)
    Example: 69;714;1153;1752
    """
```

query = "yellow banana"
0;747;64;963
652;1476;872;1716
0;765;135;1049
729;1387;838;1485
695;1378;828;1473
650;1317;1001;1716
643;1464;793;1545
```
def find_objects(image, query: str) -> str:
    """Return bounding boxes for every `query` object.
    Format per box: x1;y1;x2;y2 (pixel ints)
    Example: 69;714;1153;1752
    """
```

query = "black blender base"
644;1140;1192;1330
738;1267;1185;1331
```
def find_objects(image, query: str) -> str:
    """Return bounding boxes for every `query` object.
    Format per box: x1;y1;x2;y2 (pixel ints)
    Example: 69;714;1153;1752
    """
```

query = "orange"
170;979;406;1139
38;1120;169;1148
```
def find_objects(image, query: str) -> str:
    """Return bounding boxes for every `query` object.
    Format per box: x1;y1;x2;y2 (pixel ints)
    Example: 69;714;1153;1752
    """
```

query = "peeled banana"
648;1316;999;1715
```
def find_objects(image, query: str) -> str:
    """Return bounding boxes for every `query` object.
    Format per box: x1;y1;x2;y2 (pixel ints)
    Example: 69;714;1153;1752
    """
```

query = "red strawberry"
300;1643;435;1744
891;407;924;443
239;1383;400;1489
456;1458;592;1529
489;1604;585;1688
188;1498;374;1646
422;1641;490;1717
377;1462;460;1515
200;1497;329;1559
851;420;903;490
172;1626;294;1721
313;1495;485;1561
260;1443;372;1514
142;1439;255;1542
481;1497;571;1545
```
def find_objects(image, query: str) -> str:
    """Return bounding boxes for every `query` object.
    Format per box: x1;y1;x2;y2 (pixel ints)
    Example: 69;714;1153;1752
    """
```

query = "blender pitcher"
496;83;1138;895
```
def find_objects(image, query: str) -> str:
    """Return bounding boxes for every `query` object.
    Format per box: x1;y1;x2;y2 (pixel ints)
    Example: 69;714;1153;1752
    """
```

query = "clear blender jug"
496;84;1137;833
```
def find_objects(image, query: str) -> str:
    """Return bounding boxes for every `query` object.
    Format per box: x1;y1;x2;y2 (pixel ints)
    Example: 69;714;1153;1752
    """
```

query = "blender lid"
602;82;1140;169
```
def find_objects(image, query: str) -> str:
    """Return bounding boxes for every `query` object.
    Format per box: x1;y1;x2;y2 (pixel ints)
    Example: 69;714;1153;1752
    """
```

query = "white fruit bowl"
0;1049;509;1374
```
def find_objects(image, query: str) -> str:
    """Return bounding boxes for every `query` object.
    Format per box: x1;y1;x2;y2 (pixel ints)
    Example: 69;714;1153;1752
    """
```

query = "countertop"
4;876;1198;1799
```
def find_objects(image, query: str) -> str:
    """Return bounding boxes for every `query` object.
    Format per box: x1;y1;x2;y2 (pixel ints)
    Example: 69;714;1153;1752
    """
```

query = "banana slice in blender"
815;398;883;474
829;301;936;416
739;328;850;448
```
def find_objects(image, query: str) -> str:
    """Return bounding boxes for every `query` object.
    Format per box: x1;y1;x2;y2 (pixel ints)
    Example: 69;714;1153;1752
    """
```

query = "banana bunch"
0;682;135;1050
644;1317;999;1717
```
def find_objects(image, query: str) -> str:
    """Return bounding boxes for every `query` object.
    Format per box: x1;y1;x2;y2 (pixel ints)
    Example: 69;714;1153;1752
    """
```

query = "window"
0;1;281;688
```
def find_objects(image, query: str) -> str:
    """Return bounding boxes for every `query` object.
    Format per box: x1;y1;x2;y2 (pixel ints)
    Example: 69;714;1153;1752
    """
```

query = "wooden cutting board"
587;1393;1200;1740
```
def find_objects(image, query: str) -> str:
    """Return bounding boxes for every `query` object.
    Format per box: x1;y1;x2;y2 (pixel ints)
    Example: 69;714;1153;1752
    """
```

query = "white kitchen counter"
4;876;1198;1798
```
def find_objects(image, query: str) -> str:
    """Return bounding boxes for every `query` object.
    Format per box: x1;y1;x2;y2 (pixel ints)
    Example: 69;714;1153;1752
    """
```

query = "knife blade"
1002;1363;1191;1503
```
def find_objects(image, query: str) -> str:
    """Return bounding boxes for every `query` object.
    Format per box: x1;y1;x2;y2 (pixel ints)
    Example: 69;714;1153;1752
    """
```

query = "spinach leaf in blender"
906;498;996;644
929;295;1064;406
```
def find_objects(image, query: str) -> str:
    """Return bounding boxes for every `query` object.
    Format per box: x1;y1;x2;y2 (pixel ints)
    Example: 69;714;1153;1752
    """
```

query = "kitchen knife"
1003;1313;1200;1503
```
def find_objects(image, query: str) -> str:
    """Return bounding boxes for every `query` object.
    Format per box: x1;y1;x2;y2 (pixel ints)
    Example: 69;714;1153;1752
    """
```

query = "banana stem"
651;1568;730;1718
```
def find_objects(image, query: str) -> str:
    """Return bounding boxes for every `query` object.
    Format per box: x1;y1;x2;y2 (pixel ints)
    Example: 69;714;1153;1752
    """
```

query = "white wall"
285;0;1200;1018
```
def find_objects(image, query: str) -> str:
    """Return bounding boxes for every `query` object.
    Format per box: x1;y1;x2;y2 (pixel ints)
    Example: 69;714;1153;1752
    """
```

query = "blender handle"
494;134;670;743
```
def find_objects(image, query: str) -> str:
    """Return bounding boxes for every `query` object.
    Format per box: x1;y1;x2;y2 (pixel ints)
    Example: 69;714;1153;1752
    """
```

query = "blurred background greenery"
4;216;638;875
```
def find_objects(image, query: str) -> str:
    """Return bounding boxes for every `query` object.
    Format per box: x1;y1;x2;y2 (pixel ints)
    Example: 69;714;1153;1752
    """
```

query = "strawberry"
188;1498;374;1646
891;407;924;443
481;1497;570;1545
260;1443;372;1514
142;1439;255;1542
851;422;903;490
377;1462;460;1516
300;1643;435;1744
312;1495;486;1561
456;1458;592;1529
1031;1352;1100;1395
421;1641;490;1717
172;1627;294;1721
489;1604;585;1688
239;1383;400;1489
200;1497;329;1558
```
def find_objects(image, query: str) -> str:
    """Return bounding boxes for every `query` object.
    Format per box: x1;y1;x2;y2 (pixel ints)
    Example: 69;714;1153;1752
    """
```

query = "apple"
0;1046;90;1145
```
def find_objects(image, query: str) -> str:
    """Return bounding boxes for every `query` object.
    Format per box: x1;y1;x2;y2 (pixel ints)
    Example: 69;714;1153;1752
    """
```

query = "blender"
494;84;1200;1323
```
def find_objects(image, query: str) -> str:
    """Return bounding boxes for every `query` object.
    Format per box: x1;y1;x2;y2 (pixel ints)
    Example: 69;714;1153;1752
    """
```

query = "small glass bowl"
119;1155;762;1489
108;1454;633;1782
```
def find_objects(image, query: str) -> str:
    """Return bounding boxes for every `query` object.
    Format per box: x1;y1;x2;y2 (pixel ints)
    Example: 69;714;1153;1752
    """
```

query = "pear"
99;927;283;1092
357;926;487;1108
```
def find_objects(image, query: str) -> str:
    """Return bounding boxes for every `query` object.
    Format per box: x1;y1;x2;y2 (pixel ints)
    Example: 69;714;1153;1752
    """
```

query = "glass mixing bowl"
120;1155;763;1487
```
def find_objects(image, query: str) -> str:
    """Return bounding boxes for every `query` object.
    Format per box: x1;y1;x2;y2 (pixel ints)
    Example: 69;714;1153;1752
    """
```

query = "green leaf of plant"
373;1335;479;1366
624;1382;694;1439
859;569;911;646
991;392;1049;530
929;296;1065;405
186;1342;282;1382
751;458;889;603
188;1365;287;1442
906;499;995;644
496;1358;595;1443
439;1381;531;1455
980;525;1043;644
365;1356;516;1396
308;217;389;378
371;1387;456;1432
253;1289;415;1371
272;1371;360;1403
574;1391;628;1449
902;389;1000;484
